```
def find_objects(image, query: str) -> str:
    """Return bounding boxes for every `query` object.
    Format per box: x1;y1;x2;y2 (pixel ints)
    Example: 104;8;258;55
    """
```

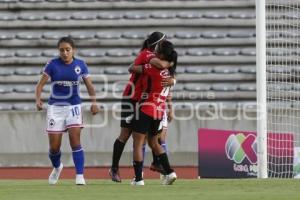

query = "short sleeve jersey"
43;57;89;105
122;49;155;101
140;63;171;119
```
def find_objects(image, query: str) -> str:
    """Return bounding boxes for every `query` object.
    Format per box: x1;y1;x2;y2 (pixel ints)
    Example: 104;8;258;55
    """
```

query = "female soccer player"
35;36;99;185
109;31;173;182
129;40;177;185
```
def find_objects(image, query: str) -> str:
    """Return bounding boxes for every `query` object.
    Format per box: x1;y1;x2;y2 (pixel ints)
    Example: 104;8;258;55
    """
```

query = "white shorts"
46;104;83;133
158;111;168;131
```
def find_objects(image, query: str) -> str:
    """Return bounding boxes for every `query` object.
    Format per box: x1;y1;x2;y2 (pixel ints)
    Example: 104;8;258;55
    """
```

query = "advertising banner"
198;128;294;178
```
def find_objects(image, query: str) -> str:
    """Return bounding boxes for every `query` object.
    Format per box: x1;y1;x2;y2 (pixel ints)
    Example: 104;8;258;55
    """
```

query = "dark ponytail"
141;31;165;51
168;50;177;76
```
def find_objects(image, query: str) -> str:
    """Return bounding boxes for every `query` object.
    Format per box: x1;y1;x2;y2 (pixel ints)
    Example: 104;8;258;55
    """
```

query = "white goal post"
257;0;300;178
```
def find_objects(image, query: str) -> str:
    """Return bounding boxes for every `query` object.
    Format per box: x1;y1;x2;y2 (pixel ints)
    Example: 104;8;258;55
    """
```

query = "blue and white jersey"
43;57;89;105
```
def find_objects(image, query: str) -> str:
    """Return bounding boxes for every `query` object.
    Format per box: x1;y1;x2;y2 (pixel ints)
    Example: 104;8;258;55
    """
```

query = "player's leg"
68;127;86;185
151;112;168;173
132;131;146;185
110;127;131;182
66;104;85;185
148;120;176;185
48;133;64;185
46;105;65;185
110;99;135;182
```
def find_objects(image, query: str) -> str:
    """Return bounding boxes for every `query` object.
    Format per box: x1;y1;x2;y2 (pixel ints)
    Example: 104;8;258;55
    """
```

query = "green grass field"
0;179;299;200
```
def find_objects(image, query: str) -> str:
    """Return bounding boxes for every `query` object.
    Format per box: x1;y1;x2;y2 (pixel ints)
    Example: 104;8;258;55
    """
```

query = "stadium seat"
88;67;104;74
42;49;59;57
171;83;184;91
47;0;69;2
20;0;44;2
211;83;238;91
104;67;128;75
213;48;240;56
0;13;17;21
184;83;211;91
176;12;202;19
122;31;145;39
44;12;71;20
240;48;256;56
174;32;199;39
0;50;15;58
175;66;185;74
213;66;239;74
18;12;44;21
104;83;126;92
0;85;13;93
96;32;121;39
228;12;255;19
72;0;97;3
16;32;42;40
124;12;149;19
227;31;255;38
106;49;132;57
13;85;36;93
202;12;228;19
78;49;106;57
71;12;98;20
98;12;122;20
15;67;42;75
0;32;15;40
238;83;256;91
0;68;15;76
201;31;227;39
150;12;175;19
13;103;36;111
186;48;213;56
43;31;68;40
239;66;256;74
0;103;13;110
70;31;95;39
15;50;41;57
185;66;212;73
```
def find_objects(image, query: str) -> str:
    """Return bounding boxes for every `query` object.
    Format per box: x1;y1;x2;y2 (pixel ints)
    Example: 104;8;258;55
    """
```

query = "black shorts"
131;110;161;136
120;98;136;128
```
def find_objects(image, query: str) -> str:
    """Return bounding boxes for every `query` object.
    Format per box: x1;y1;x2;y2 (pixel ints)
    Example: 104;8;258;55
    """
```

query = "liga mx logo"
225;133;257;164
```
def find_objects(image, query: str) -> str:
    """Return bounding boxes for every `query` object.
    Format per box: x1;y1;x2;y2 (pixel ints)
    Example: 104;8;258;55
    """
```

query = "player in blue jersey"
35;36;99;185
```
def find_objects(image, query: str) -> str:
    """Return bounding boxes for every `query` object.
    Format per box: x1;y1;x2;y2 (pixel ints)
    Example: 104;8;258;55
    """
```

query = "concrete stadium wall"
0;109;257;167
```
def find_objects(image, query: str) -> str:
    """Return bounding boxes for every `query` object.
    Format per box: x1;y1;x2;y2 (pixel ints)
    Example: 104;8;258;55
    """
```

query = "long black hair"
141;31;166;51
156;40;177;76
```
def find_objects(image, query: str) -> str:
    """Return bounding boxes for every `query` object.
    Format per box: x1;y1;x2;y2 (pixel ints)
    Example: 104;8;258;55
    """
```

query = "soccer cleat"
131;179;145;186
109;168;122;182
150;163;165;174
162;172;177;185
75;174;86;185
48;163;63;185
160;174;166;181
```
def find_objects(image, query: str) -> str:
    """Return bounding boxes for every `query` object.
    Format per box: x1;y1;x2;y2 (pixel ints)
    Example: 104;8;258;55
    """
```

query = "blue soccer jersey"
43;57;89;105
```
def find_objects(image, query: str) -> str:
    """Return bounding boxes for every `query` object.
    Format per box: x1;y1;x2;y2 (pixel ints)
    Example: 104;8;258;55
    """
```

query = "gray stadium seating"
0;103;13;110
0;0;256;109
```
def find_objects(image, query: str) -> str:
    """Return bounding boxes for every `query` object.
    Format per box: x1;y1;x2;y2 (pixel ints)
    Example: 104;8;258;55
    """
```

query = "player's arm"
162;74;176;87
150;57;173;69
166;93;173;122
82;76;99;115
128;64;143;74
35;73;49;111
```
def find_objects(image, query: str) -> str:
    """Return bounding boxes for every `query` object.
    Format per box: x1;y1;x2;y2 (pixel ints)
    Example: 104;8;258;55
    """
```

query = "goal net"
265;0;299;178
